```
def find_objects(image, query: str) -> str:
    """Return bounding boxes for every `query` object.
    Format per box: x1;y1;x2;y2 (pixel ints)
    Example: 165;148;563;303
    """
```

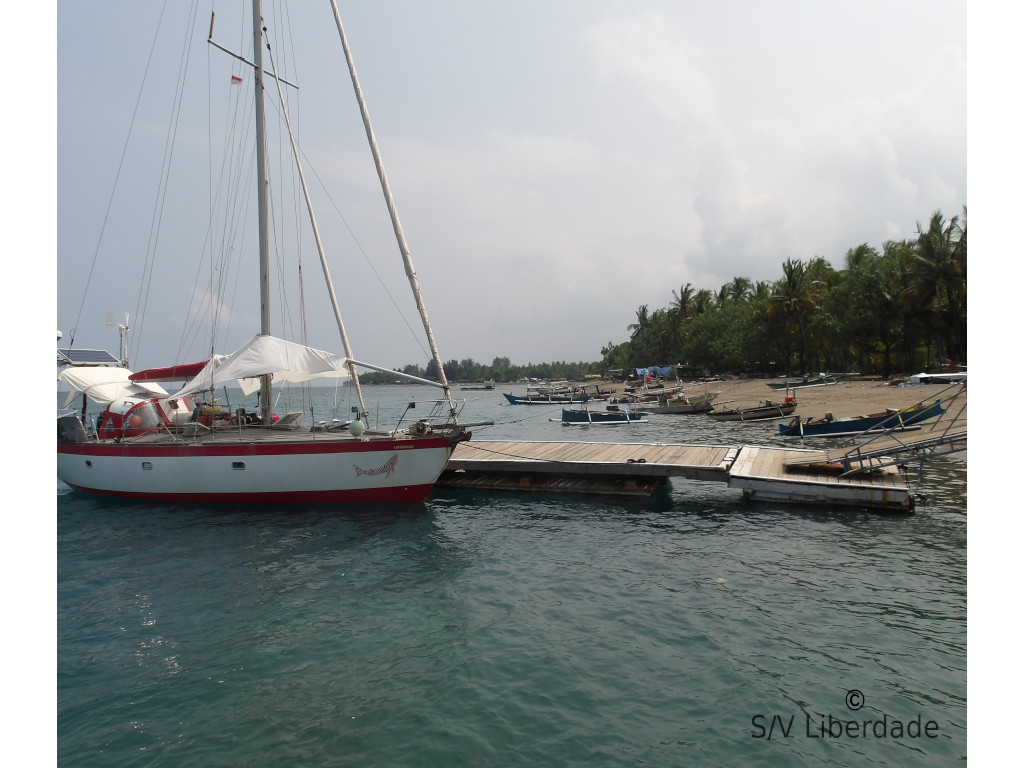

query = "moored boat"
461;380;496;391
644;390;720;414
707;398;797;422
56;2;476;504
558;405;649;425
504;390;590;405
778;399;946;437
766;373;839;390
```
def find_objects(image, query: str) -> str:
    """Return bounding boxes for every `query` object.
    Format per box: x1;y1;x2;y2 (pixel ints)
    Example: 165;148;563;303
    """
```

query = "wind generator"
105;313;130;368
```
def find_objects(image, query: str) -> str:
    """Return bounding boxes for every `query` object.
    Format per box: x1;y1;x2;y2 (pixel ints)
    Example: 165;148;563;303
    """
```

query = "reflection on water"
57;384;966;766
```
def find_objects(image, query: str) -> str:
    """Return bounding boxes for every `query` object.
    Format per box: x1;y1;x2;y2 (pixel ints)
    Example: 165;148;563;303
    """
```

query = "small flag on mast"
231;75;243;84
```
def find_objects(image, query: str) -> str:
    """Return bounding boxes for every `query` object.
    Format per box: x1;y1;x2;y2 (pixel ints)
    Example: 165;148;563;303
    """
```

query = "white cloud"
58;1;967;367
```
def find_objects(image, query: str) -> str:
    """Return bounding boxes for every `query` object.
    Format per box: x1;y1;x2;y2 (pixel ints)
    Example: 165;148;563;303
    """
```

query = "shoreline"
670;376;966;420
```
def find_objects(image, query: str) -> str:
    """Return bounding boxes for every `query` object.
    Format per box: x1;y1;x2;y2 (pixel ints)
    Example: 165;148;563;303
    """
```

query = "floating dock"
436;431;964;512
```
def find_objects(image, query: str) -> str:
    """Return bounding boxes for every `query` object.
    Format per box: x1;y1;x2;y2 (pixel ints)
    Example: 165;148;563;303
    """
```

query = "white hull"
57;434;454;503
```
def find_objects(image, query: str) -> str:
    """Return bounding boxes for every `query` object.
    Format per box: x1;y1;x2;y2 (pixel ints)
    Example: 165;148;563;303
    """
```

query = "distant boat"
778;399;946;437
503;389;589;405
461;380;495;391
708;398;797;422
766;373;839;390
908;371;967;385
558;405;649;425
643;390;719;414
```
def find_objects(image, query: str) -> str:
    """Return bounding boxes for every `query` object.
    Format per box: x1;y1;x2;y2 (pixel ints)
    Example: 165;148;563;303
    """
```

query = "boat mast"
252;0;273;425
261;36;370;422
327;0;457;417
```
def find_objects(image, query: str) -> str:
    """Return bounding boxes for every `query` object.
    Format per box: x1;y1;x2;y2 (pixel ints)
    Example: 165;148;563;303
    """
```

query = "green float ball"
349;419;365;437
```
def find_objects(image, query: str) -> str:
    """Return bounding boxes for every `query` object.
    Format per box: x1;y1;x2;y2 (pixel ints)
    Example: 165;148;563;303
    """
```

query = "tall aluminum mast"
251;0;273;425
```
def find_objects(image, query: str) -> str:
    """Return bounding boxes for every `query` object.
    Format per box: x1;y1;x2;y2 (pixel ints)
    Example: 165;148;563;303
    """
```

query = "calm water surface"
58;385;967;766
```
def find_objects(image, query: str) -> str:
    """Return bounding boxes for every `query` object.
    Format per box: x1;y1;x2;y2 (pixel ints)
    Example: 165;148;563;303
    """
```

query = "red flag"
231;75;243;85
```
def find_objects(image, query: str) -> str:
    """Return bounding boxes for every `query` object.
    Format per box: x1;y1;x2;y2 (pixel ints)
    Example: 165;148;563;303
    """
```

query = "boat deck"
439;438;921;511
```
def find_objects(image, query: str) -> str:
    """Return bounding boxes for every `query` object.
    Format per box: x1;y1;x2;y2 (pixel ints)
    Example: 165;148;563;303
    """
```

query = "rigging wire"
299;149;433;366
180;7;254;368
130;1;202;367
67;0;172;351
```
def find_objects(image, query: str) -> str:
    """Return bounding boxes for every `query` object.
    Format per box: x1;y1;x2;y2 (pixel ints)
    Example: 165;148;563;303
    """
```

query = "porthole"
232;462;246;470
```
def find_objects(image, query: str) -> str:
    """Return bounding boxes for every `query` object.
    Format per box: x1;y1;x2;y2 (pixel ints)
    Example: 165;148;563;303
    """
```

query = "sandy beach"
661;376;967;424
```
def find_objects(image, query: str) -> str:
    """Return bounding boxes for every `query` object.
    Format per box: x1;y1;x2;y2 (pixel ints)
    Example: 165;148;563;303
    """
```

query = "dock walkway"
439;437;924;512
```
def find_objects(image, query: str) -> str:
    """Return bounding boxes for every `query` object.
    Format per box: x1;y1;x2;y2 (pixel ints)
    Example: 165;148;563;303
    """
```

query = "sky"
18;2;1022;749
51;0;970;373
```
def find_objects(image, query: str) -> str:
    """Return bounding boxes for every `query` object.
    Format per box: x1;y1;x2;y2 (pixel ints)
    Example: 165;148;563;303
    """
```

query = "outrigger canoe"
558;406;649;424
707;398;797;422
778;399;945;437
765;373;839;390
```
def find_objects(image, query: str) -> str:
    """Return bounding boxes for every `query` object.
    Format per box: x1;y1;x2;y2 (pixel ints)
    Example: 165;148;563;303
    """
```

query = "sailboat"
57;1;475;503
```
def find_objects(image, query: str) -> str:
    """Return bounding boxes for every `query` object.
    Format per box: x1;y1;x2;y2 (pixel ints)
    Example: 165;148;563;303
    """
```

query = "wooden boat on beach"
778;399;946;437
707;398;797;422
766;373;839;390
644;391;720;414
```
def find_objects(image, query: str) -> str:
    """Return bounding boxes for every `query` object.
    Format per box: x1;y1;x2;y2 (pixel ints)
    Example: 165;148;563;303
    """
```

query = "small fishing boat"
766;373;839;390
778;399;946;437
643;391;720;414
558;405;649;425
707;398;797;422
504;389;590;405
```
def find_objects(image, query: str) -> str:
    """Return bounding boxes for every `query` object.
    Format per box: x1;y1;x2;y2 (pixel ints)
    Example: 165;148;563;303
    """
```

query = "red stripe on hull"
61;482;436;504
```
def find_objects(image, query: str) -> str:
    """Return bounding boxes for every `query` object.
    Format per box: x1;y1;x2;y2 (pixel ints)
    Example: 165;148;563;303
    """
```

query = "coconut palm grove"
361;207;966;384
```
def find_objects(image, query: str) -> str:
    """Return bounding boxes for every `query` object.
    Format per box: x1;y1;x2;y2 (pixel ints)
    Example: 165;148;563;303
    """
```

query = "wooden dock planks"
440;440;914;511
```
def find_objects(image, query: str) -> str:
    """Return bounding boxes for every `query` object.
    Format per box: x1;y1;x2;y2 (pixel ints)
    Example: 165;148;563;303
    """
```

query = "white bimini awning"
58;367;169;408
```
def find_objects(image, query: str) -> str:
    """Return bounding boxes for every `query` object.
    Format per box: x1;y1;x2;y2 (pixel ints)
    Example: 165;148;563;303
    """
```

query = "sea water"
57;384;967;766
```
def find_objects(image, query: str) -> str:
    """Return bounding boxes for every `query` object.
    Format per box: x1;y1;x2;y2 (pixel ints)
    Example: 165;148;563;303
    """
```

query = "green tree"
914;208;967;364
769;258;817;374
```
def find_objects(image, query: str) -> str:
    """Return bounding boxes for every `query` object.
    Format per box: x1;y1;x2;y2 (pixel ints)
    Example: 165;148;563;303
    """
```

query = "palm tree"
768;258;824;374
726;276;753;303
914;208;967;363
692;288;715;316
670;283;695;319
628;304;651;340
875;241;917;376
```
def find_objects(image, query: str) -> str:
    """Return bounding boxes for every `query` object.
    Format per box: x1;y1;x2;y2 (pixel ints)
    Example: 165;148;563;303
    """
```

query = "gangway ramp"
784;421;967;476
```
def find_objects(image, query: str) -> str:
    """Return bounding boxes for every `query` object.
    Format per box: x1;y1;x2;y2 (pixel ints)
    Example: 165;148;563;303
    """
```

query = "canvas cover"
171;335;351;397
58;367;169;408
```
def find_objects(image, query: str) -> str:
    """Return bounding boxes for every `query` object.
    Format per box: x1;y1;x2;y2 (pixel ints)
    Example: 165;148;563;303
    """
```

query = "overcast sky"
54;0;968;372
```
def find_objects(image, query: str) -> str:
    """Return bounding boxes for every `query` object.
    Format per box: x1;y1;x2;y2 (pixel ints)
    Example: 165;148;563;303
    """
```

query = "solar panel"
57;348;122;367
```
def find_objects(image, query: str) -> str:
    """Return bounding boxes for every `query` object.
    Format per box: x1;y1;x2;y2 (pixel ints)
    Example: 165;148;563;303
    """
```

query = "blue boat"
779;399;945;437
504;391;590;405
559;406;649;425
